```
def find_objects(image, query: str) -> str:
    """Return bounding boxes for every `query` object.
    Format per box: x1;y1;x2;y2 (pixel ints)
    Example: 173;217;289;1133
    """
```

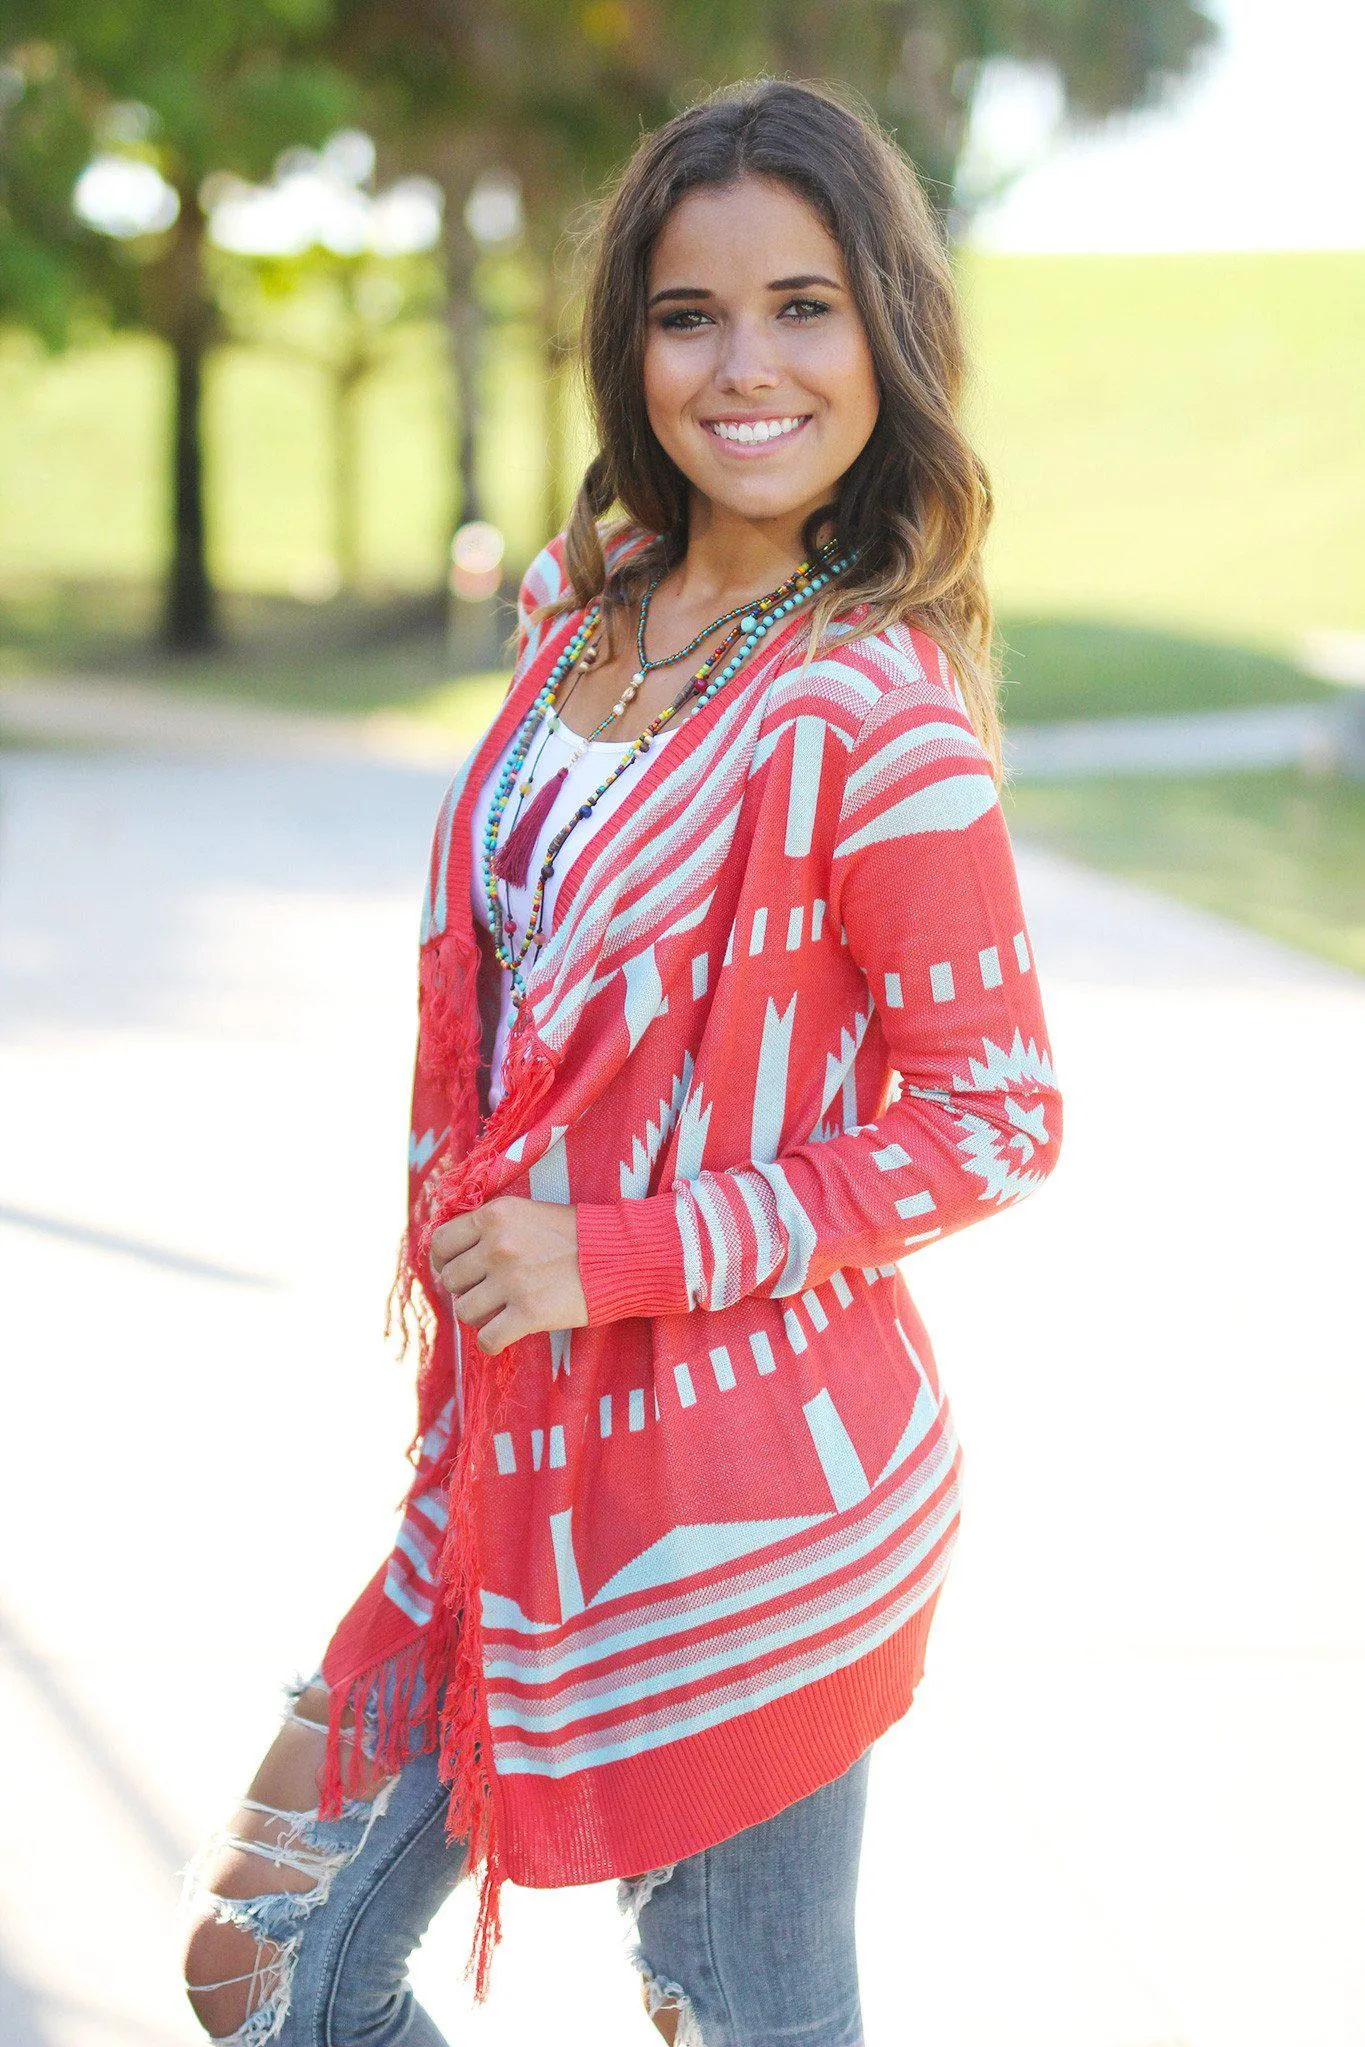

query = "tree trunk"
439;202;484;641
441;205;482;532
332;363;364;592
541;283;570;542
449;286;482;529
162;193;218;651
331;269;367;592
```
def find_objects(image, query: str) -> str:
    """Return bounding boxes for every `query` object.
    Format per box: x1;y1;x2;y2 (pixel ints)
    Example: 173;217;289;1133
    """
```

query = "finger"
448;1276;506;1331
434;1242;490;1298
473;1305;521;1356
429;1213;481;1268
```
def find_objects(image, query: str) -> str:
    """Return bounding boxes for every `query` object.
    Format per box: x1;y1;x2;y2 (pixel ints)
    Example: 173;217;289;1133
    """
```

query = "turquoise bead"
483;560;855;975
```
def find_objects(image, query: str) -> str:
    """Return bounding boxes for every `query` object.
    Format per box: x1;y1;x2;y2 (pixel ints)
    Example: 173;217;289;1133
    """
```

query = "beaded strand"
482;544;857;1007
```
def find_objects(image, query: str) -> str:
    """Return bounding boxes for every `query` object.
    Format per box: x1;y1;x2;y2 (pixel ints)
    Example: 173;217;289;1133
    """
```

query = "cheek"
643;339;696;440
822;334;880;434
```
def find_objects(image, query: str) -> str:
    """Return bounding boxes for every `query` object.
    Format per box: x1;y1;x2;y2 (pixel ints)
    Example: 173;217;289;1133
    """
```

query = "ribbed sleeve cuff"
574;1195;692;1325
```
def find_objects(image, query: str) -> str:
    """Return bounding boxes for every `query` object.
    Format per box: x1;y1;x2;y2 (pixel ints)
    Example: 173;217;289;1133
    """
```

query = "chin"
703;470;837;524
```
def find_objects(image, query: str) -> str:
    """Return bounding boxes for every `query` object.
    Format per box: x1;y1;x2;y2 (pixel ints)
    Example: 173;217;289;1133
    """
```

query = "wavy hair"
544;77;1002;777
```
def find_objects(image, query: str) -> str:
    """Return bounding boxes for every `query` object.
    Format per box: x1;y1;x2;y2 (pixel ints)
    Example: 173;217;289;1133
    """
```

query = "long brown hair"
547;77;1002;777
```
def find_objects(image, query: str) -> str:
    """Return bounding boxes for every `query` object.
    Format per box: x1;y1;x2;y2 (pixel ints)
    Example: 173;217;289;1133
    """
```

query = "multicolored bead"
483;544;856;1000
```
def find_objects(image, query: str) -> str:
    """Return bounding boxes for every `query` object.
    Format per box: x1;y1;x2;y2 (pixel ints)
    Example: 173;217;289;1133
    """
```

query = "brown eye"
780;297;831;323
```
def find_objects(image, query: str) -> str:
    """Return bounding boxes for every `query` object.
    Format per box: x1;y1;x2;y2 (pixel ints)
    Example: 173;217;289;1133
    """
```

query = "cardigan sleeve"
513;534;571;671
573;672;1063;1324
513;522;652;671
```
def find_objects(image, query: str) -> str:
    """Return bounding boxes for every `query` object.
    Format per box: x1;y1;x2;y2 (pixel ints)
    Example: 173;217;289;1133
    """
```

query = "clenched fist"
428;1196;588;1357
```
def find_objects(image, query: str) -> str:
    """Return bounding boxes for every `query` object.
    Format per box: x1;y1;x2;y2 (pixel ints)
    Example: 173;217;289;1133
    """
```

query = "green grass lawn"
960;250;1365;654
0;315;561;606
4;252;1362;975
1004;769;1365;976
2;251;1361;663
996;616;1334;722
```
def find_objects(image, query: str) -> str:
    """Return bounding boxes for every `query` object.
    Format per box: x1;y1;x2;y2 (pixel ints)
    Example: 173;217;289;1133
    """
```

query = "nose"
713;314;780;395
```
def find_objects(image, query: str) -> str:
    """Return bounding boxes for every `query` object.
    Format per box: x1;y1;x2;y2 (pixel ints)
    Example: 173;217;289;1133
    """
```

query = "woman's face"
643;173;880;536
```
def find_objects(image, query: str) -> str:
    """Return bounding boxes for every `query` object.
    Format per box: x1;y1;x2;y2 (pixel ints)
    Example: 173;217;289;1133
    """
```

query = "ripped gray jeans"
181;1670;871;2047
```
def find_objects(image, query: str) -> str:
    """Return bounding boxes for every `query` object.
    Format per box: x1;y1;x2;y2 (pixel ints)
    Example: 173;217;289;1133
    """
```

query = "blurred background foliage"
1;0;1363;969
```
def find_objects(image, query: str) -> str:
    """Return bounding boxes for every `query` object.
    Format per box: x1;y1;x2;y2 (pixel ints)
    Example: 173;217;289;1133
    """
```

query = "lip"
699;412;812;455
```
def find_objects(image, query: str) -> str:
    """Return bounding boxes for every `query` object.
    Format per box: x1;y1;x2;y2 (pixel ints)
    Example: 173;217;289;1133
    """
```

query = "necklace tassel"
492;764;569;886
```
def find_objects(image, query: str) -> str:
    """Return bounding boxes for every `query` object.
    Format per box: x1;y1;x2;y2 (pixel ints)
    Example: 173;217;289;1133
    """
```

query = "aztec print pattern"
324;527;1063;1917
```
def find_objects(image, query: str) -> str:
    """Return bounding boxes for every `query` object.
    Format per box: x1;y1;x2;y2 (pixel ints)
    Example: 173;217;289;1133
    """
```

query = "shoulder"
820;618;1001;845
772;610;983;751
516;532;569;626
516;520;656;618
825;613;973;720
514;521;657;668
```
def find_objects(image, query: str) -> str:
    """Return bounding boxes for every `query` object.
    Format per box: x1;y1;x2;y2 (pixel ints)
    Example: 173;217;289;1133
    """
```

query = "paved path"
1;733;1362;2047
5;671;1364;778
0;674;471;765
1003;700;1352;777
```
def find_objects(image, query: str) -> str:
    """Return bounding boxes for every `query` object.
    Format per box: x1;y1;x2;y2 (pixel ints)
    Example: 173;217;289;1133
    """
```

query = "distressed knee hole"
618;1865;706;2046
183;1914;291;2045
634;1966;706;2047
180;1675;397;2043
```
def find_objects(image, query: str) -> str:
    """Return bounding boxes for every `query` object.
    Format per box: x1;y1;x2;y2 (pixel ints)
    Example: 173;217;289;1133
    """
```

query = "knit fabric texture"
319;528;1064;2000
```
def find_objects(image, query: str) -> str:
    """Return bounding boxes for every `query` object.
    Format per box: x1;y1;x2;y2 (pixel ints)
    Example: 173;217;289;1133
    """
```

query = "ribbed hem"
575;1195;691;1324
496;1582;947;1889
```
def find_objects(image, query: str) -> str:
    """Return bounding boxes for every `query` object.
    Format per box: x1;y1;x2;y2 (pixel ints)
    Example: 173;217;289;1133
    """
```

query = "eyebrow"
647;274;843;307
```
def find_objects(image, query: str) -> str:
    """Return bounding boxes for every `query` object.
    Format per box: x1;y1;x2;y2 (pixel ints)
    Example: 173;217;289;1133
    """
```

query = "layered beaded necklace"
482;538;856;1008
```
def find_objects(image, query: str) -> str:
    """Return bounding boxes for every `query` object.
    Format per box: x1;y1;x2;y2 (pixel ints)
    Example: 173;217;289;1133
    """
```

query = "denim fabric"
279;1735;467;2047
620;1744;872;2047
269;1701;871;2047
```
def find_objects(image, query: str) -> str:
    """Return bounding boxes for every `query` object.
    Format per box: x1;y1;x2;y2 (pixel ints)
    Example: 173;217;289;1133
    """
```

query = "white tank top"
470;713;679;1111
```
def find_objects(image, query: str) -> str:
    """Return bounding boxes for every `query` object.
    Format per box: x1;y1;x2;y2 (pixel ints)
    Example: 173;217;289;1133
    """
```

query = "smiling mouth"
702;414;811;446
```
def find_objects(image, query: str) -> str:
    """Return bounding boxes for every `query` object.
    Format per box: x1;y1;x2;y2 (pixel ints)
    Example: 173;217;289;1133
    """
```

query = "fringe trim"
408;1011;560;2000
421;1011;559;1246
419;925;484;1141
318;1637;438;1818
349;963;562;2004
385;1230;440;1463
428;1331;514;2000
357;753;568;1999
391;903;487;1455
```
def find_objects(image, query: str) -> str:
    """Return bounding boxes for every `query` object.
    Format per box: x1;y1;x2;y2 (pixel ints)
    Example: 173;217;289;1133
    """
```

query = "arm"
573;665;1063;1324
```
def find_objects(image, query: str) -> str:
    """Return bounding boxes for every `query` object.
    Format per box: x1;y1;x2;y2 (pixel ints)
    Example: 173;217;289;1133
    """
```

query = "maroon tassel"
491;765;568;887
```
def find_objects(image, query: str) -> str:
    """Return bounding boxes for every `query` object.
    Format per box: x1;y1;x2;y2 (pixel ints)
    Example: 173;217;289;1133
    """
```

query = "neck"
669;495;834;611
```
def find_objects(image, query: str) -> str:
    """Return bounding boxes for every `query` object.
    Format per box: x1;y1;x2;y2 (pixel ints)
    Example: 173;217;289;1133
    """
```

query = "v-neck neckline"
548;608;813;940
449;596;815;998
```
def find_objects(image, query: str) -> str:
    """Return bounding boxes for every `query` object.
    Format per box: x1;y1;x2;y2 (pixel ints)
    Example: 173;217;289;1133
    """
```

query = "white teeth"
709;416;804;444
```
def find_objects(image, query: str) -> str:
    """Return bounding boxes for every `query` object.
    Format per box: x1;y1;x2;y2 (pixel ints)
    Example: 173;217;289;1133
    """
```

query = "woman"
182;77;1062;2047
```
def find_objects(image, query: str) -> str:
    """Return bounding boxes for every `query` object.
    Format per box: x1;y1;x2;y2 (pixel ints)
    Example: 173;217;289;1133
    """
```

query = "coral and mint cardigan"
320;531;1063;1998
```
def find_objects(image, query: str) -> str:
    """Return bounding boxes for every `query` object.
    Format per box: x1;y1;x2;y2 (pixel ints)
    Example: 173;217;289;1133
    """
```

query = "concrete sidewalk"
6;669;1363;778
0;673;467;766
1002;699;1349;776
1;737;1361;2047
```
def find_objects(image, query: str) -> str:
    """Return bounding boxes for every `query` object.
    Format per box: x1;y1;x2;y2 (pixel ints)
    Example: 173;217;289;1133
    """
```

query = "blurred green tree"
2;0;1216;638
209;134;446;591
0;45;130;345
674;0;1220;213
0;6;355;647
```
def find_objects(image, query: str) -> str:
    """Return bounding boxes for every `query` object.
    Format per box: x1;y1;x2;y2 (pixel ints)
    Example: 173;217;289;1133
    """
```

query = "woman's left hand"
429;1197;588;1356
